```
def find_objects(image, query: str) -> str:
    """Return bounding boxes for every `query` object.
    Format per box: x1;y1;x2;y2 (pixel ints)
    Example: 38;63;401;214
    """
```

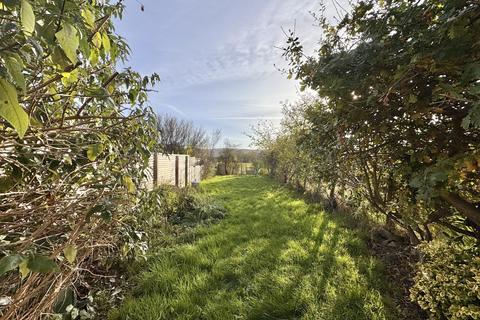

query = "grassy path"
111;176;397;320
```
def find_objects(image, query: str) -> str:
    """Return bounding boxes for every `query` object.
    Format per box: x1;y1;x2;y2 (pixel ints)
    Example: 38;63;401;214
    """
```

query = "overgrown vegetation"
139;184;227;246
250;0;480;318
111;176;399;320
0;0;160;318
410;240;480;320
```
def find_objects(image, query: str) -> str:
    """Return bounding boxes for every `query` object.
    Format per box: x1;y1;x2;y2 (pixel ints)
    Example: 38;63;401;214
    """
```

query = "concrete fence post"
185;156;189;187
175;155;179;187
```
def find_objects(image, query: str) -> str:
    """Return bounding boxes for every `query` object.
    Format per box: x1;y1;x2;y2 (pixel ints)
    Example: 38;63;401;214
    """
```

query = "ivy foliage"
410;239;480;320
0;0;160;318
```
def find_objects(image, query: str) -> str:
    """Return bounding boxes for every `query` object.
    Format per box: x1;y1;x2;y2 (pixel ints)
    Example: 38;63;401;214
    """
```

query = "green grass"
110;176;398;320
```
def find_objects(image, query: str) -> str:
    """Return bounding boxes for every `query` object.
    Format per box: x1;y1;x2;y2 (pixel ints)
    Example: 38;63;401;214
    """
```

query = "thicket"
0;0;160;319
251;0;480;318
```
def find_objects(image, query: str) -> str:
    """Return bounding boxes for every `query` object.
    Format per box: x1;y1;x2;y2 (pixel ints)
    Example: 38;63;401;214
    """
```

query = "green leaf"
0;255;22;276
53;288;75;314
78;35;90;57
20;0;35;36
61;69;79;86
27;255;58;273
63;244;77;264
0;78;29;138
55;23;79;64
122;175;136;193
89;48;99;66
51;46;70;69
5;55;26;93
81;8;95;29
92;32;102;49
462;103;480;130
86;143;104;161
102;32;111;55
18;259;30;279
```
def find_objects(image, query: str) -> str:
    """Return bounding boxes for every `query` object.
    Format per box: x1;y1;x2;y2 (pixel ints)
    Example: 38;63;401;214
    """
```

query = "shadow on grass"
110;176;398;320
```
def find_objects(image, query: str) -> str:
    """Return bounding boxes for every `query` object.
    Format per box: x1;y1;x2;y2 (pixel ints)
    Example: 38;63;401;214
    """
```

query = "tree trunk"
328;181;337;209
440;191;480;226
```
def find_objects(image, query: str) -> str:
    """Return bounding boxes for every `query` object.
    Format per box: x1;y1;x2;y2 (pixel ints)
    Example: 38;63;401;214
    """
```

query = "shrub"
132;185;226;249
171;188;227;226
410;239;480;320
0;1;159;318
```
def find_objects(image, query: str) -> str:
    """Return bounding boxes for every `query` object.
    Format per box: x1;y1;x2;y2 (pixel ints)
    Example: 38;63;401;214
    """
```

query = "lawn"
110;175;398;320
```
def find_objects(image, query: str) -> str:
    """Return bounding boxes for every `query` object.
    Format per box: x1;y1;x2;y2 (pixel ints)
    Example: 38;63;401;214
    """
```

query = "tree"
156;114;222;178
251;3;480;313
200;129;222;178
219;139;239;175
282;0;480;242
156;113;208;156
249;120;280;176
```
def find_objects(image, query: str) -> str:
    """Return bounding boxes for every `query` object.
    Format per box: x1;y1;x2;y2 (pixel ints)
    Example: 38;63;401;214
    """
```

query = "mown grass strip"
110;175;398;320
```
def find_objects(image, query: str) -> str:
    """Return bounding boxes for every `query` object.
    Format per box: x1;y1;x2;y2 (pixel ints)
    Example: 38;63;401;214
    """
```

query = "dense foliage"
0;0;159;318
139;185;226;247
410;240;479;320
282;0;480;242
252;0;480;317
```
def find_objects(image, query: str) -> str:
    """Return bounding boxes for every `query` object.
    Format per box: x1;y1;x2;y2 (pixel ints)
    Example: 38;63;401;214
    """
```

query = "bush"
171;188;227;226
410;239;480;320
0;1;160;318
132;185;226;248
140;184;225;224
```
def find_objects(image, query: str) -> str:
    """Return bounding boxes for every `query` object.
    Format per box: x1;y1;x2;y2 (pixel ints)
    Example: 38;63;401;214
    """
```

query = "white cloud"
157;103;186;117
119;0;323;91
116;0;348;147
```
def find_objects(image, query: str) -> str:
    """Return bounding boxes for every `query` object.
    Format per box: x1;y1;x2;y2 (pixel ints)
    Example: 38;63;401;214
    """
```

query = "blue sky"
116;1;337;147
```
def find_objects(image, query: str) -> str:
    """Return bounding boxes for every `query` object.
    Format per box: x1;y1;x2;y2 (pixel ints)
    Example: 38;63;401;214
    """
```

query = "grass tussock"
110;176;399;320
